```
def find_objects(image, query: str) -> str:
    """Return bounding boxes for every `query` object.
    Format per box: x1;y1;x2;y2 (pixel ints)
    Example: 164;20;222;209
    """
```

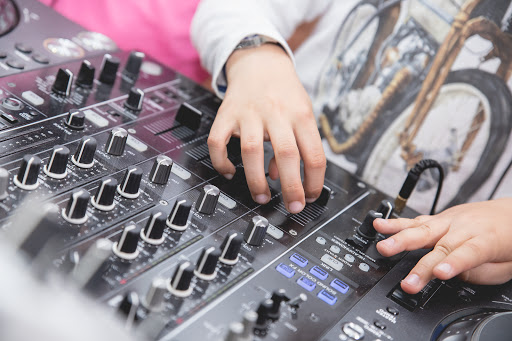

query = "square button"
310;265;328;280
276;263;295;278
297;276;316;292
317;289;337;305
290;253;308;267
331;278;349;294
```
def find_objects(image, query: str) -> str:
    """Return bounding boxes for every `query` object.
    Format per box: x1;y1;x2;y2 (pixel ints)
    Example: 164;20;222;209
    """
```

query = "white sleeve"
191;0;331;98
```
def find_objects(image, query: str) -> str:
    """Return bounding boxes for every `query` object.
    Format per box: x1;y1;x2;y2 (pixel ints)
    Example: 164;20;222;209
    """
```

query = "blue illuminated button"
317;289;337;305
331;278;349;294
310;265;328;280
276;263;295;278
297;276;316;292
290;253;308;267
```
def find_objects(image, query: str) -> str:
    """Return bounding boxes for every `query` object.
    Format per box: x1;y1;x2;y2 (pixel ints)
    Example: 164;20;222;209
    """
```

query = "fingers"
208;114;237;179
376;217;450;257
432;237;494;280
267;123;304;214
373;215;433;235
294;118;326;203
240;119;271;204
268;156;279;180
459;261;512;285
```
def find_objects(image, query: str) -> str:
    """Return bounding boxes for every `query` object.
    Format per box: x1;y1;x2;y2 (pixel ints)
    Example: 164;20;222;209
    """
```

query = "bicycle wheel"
361;69;512;212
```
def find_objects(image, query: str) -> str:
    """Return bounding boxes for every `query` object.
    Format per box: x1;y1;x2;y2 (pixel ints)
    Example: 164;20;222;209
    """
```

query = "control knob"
166;198;192;231
117;292;139;330
98;54;120;85
14;154;41;190
43;145;69;179
71;136;97;168
195;184;219;214
268;289;288;321
167;261;195;297
141;277;166;312
149;155;173;185
244;215;269;246
91;176;118;211
75;60;95;89
357;210;383;240
117;166;143;199
52;68;73;96
112;224;142;260
377;199;394;219
194;246;220;281
105;127;128;156
140;210;167;245
254;299;273;332
64;109;85;130
219;231;243;265
124;87;145;112
62;188;90;224
122;51;145;81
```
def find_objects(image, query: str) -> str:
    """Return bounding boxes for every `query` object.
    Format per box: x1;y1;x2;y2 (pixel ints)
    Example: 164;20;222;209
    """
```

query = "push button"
297;276;316;292
317;289;337;305
290;253;308;267
276;263;295;278
310;266;328;280
330;279;349;294
1;113;18;123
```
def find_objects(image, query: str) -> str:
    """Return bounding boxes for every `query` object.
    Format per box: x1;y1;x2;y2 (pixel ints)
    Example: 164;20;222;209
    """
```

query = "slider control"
176;102;202;130
167;198;192;231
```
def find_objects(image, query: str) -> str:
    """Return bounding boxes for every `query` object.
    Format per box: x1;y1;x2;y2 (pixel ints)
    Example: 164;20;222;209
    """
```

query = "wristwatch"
234;34;280;50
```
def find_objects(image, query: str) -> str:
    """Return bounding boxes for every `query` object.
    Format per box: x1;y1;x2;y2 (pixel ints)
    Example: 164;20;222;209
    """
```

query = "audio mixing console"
1;1;512;340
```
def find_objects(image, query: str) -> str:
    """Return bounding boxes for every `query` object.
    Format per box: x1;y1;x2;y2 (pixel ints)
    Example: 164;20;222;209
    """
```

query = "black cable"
394;159;444;215
488;157;512;199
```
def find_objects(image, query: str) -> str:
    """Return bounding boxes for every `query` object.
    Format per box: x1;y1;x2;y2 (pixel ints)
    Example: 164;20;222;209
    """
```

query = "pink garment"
38;0;209;82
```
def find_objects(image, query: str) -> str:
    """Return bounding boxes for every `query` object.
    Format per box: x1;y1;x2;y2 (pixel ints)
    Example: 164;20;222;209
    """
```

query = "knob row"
52;51;145;96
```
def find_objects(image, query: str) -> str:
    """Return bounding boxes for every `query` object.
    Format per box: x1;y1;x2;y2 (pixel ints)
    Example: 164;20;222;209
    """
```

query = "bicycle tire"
360;69;512;210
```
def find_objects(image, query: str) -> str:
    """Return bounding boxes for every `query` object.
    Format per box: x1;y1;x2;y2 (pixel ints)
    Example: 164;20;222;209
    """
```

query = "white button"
266;224;284;240
22;91;44;106
316;236;326;245
359;263;370;272
321;254;343;271
330;245;341;254
344;254;355;263
83;109;109;128
126;135;147;152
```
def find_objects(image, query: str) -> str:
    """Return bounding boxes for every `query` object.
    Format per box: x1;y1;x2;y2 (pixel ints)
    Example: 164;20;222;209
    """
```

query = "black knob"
117;166;143;199
255;299;273;331
75;60;95;89
14;154;41;190
244;215;269;246
314;185;332;206
72;136;97;168
105;127;128;156
195;184;220;214
18;203;60;260
149;155;173;185
43;145;69;179
91;176;118;211
122;51;145;81
176;102;202;130
194;246;220;281
167;261;194;297
219;231;243;265
124;87;145;112
117;292;139;330
113;223;142;260
0;168;9;200
98;54;120;85
141;277;166;312
377;199;394;219
140;210;167;245
166;198;192;231
62;188;90;224
268;289;287;321
357;210;383;240
52;68;73;96
64;109;85;130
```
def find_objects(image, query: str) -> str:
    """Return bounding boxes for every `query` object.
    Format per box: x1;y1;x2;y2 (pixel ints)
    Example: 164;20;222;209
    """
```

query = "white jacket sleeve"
191;0;331;98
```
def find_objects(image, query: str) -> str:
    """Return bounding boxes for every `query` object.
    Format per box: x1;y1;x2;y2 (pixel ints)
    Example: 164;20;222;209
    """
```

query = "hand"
207;44;326;213
373;198;512;294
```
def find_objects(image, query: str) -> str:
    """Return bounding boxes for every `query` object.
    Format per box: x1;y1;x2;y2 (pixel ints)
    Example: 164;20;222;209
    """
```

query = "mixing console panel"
1;1;511;340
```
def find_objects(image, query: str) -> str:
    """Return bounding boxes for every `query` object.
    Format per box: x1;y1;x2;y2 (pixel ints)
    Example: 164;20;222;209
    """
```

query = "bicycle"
317;0;512;210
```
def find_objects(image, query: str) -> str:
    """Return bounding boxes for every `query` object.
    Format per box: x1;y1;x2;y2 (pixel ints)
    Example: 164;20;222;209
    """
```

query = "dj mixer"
1;1;511;340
